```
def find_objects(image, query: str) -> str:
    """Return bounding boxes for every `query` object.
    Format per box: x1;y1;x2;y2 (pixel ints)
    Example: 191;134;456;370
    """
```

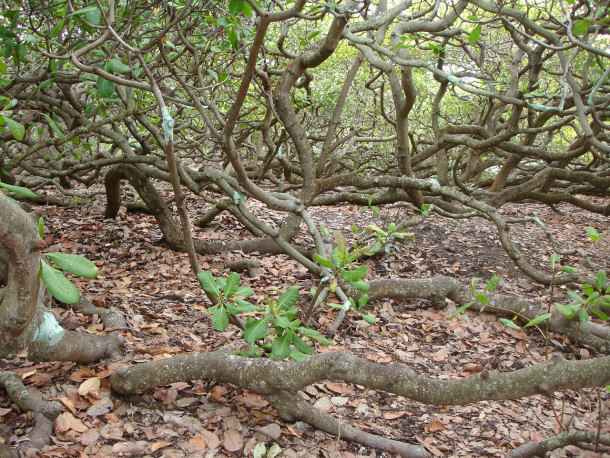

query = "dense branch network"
0;0;608;456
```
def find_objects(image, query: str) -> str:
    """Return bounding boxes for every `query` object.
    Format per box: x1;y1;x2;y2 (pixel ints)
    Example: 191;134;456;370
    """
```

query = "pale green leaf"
277;286;299;309
40;260;80;304
244;316;272;343
524;313;552;328
0;181;36;198
46;252;98;278
1;115;25;140
340;265;367;283
271;333;292;360
500;318;521;330
197;271;220;296
223;272;241;297
212;305;229;331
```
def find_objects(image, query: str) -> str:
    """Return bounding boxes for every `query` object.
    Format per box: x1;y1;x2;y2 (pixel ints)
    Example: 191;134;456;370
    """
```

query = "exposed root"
505;430;610;458
109;349;610;456
28;330;123;362
0;371;61;455
69;296;127;331
267;391;428;457
356;277;610;353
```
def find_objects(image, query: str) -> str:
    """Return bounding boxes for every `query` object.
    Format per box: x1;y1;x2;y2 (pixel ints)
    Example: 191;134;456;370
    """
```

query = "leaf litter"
0;188;608;457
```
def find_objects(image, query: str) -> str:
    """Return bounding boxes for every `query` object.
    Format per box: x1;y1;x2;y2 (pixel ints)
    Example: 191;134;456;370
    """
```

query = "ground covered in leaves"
1;188;609;457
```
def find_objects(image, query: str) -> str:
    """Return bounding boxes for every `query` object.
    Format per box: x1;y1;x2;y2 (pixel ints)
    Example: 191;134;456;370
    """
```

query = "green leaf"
500;318;521;330
314;254;333;268
561;266;578;273
524;313;552;328
340;265;367;283
290;350;308;361
229;298;260;313
392;232;413;240
212;305;229;331
468;25;482;44
271;333;292;360
587;226;600;242
234;285;253;297
71;6;102;25
244;316;272;343
38;79;53;90
38;217;44;238
470;278;479;295
319;224;330;238
49;19;64;37
360;313;377;324
296;327;320;337
578;306;589;322
229;0;244;16
279;307;298;321
572;19;590;35
333;231;347;253
223;272;241;297
1;115;25;140
277;286;299;309
358;294;369;309
227;27;238;50
595;270;607;292
387;222;396;233
365;224;385;236
449;301;473;319
207;69;218;81
97;76;115;98
475;293;488;304
197;271;220;297
291;332;314;354
330;247;342;268
273;315;292;329
40;259;80;304
0;180;36;198
349;280;370;292
591;308;608;321
44;114;67;141
106;58;130;74
484;274;500;292
555;303;579;319
46;252;98;278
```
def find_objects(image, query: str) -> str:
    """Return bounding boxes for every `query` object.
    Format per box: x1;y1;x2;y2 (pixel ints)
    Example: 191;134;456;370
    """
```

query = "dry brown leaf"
325;382;353;394
238;390;269;408
256;423;281;440
424;420;447;433
223;429;243;452
462;363;485;375
189;435;207;450
199;430;220;449
79;428;100;446
78;377;101;396
56;412;88;433
210;385;228;402
19;370;36;381
57;396;76;414
150;441;173;452
383;411;410;420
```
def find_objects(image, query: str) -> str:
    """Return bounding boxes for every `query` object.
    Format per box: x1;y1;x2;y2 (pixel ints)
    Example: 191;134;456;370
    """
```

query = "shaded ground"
1;189;608;457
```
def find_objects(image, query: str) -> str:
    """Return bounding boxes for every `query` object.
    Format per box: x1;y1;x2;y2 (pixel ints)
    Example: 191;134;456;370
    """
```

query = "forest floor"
1;188;609;458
